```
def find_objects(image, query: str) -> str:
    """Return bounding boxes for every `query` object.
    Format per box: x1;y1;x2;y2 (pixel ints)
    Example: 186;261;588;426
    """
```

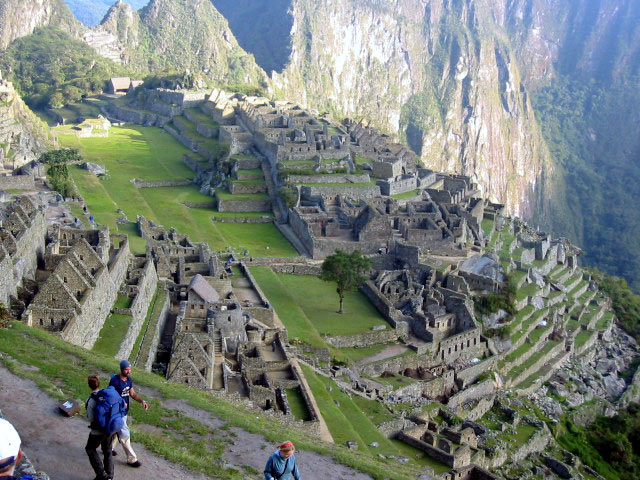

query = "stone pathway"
356;343;411;367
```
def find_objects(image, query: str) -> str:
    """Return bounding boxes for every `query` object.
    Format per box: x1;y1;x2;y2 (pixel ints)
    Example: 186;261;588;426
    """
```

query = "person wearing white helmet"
0;418;27;480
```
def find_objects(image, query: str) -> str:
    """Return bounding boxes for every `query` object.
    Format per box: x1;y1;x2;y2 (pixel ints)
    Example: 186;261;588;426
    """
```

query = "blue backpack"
93;386;125;434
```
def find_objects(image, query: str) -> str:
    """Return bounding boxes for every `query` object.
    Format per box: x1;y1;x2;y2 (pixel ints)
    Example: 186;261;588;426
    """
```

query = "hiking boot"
127;460;142;468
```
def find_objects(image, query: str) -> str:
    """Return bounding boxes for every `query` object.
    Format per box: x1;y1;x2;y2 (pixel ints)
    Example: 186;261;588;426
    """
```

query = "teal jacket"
264;452;300;480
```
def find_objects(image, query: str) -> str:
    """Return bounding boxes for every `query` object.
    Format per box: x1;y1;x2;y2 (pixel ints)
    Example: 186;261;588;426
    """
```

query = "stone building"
23;226;130;349
0;196;46;307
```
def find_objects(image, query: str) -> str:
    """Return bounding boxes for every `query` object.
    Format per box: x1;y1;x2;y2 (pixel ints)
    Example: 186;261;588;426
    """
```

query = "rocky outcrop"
0;76;56;169
0;0;82;49
85;0;267;86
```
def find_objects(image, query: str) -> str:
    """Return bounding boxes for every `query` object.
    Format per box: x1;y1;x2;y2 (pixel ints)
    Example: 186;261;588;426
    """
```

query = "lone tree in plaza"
321;249;372;314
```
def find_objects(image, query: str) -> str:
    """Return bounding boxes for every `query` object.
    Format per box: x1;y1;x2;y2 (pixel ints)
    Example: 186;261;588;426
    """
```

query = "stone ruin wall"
0;173;35;191
116;260;159;359
323;322;408;348
140;290;171;371
60;237;131;349
0;202;46;306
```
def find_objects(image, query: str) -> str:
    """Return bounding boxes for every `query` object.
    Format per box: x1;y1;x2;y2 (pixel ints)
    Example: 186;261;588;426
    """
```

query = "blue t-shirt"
109;374;133;413
264;452;300;480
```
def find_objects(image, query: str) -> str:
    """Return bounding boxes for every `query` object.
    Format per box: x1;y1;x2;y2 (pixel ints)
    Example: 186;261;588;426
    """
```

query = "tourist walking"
85;374;122;480
263;441;301;480
0;418;24;479
109;360;149;468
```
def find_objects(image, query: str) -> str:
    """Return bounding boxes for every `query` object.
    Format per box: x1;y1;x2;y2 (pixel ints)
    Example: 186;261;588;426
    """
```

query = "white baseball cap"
0;418;21;469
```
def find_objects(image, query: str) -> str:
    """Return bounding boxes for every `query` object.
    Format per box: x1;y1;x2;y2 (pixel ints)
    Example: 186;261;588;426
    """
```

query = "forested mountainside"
85;0;267;87
65;0;147;26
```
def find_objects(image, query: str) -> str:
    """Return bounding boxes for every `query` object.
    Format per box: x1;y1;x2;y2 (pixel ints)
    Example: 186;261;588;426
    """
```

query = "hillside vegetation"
533;77;640;291
0;27;128;108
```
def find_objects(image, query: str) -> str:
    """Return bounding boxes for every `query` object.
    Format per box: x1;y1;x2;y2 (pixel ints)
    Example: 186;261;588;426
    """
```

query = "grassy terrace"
250;268;393;364
548;264;567;280
595;312;614;330
498;233;516;260
301;364;450;473
92;313;132;357
1;323;424;480
57;125;296;257
481;218;494;237
391;189;421;200
172;117;220;153
510;308;549;345
184;107;219;126
575;329;596;348
567;280;589;300
508;339;561;381
216;188;269;200
515;282;542;302
130;286;166;366
236;168;264;180
250;268;387;338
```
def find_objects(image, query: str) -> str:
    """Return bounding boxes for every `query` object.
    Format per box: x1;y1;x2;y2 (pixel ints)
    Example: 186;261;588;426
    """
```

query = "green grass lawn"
114;295;133;309
92;313;132;357
286;388;312;421
251;268;387;337
57;125;296;257
301;364;449;472
391;189;421;200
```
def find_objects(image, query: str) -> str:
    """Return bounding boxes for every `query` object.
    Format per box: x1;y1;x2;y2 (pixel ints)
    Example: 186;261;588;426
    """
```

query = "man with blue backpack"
85;374;125;480
109;360;149;468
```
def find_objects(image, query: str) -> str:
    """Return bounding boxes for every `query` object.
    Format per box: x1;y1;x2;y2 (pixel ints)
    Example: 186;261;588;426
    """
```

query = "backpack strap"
273;457;289;480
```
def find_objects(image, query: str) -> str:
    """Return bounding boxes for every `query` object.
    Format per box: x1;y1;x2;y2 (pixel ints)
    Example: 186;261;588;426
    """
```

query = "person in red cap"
0;418;25;479
263;441;301;480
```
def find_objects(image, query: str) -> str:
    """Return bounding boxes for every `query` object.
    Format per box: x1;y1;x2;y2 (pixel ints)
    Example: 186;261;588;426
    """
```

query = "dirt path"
0;365;208;480
1;364;373;480
356;344;411;367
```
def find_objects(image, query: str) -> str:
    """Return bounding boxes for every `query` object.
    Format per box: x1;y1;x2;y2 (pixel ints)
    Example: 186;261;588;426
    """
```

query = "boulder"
603;374;626;398
530;268;546;287
80;162;106;175
545;456;572;479
531;295;545;310
596;359;617;375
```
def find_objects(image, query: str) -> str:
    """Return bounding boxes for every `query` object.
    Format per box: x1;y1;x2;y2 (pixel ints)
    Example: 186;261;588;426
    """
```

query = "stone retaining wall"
134;179;192;188
512;426;552;462
0;174;35;190
447;380;494;410
323;323;407;348
301;184;381;200
455;357;498;388
105;104;167;126
216;196;271;212
269;263;322;276
141;289;170;371
229;181;268;195
286;173;371;184
361;280;406;326
182;153;208;175
116;261;158;360
509;341;567;388
360;351;429;377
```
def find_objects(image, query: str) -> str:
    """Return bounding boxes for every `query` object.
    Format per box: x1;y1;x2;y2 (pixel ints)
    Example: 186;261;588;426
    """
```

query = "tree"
278;186;298;209
320;250;372;314
40;148;82;198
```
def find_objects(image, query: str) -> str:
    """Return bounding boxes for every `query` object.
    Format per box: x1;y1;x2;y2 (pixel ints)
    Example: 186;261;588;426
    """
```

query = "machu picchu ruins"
0;81;638;480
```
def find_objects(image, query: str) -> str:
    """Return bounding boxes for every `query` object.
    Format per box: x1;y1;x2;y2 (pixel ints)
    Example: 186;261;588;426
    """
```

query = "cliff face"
85;0;267;86
505;0;640;85
0;75;56;169
271;0;553;219
0;0;81;49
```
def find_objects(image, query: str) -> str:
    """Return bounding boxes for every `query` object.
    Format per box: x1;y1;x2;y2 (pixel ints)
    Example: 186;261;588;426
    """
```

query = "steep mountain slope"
86;0;267;86
267;0;554;220
0;0;82;49
65;0;148;26
0;74;56;169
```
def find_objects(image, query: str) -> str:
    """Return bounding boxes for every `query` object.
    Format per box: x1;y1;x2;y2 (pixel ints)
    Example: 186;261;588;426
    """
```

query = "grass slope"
57;125;297;257
0;323;421;480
